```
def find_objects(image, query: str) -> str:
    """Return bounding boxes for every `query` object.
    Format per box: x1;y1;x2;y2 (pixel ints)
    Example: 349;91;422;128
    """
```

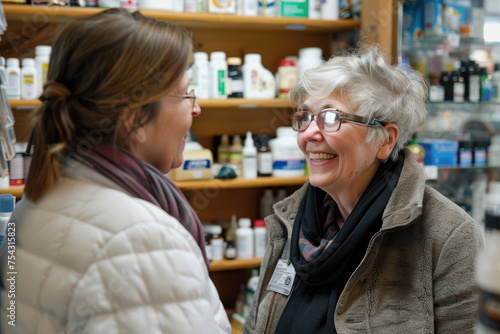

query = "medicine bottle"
259;188;275;219
229;134;243;175
475;192;500;334
269;127;305;177
190;52;210;99
6;58;21;100
21;58;36;100
242;131;257;179
298;47;322;78
492;64;500;103
35;45;52;97
227;57;243;98
236;218;254;259
253;219;267;258
488;135;500;167
217;134;231;164
256;134;273;177
278;58;298;98
209;51;228;99
210;225;224;261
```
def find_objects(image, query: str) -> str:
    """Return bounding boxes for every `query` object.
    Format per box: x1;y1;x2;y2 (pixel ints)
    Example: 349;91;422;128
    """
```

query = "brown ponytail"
24;8;193;202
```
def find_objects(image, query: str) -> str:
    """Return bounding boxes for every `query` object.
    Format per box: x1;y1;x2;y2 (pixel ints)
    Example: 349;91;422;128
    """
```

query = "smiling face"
297;93;382;199
130;71;201;173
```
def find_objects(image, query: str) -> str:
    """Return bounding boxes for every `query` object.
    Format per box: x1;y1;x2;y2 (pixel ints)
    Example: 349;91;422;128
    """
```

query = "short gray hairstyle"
289;46;428;162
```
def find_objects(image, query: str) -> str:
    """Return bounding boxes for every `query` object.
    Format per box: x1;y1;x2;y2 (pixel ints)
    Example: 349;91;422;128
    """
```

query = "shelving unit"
2;2;394;321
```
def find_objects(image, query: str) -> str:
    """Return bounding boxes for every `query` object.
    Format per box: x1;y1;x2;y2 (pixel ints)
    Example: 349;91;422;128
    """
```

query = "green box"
281;0;308;17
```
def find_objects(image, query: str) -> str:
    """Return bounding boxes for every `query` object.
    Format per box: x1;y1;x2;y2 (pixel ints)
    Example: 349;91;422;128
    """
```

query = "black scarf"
275;152;405;334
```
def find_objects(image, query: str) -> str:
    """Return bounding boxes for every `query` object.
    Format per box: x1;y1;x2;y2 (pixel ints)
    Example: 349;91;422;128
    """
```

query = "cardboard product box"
281;0;308;17
169;147;214;181
419;139;458;166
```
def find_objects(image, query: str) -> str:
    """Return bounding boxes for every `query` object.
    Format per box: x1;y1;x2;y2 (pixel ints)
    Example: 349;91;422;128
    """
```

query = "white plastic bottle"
209;51;228;99
189;52;210;99
236;217;254;259
298;47;323;78
244;0;258;16
35;45;52;97
253;219;268;257
475;192;500;334
21;58;36;100
321;0;339;20
488;135;500;167
0;194;15;247
6;58;21;100
242;53;275;99
269;127;306;177
243;131;258;179
245;269;260;316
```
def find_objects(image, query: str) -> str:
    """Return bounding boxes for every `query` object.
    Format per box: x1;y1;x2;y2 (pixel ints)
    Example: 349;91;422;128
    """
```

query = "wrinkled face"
297;93;381;195
132;71;201;173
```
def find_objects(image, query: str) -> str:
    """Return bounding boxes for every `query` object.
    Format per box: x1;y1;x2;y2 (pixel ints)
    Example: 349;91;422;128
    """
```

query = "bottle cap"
210;51;226;60
279;58;296;67
221;134;229;145
238;218;251;228
244;131;254;148
254;219;266;228
232;134;242;146
227;57;242;66
0;194;15;213
6;58;19;67
35;45;52;56
194;52;208;61
22;58;35;67
244;53;261;64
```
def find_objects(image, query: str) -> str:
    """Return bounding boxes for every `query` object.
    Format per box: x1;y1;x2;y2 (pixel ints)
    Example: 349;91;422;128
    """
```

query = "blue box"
419;139;458;166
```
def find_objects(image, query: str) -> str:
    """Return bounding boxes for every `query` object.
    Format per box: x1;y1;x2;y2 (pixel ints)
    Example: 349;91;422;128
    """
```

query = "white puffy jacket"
0;161;231;334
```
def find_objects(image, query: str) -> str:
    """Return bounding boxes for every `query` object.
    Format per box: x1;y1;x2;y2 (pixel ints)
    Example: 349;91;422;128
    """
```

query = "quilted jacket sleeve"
66;219;231;334
433;218;484;333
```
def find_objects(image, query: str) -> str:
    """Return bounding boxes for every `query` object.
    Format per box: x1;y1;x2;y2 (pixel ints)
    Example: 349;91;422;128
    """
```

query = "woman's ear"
123;111;147;144
376;123;399;160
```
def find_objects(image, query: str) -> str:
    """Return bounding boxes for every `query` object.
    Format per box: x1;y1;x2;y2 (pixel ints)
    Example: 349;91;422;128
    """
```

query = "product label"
273;159;305;171
183;159;211;170
479;288;500;331
475;148;487;165
42;63;49;87
23;74;34;85
217;70;225;96
258;152;273;174
453;82;464;102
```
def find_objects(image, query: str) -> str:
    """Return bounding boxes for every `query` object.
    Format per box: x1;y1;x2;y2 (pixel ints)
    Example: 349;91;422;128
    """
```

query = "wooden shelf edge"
3;4;360;32
209;257;262;271
175;175;309;190
8;98;292;110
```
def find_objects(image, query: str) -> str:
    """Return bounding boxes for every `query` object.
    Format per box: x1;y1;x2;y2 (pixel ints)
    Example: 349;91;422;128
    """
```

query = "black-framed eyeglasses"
291;108;386;133
176;89;197;111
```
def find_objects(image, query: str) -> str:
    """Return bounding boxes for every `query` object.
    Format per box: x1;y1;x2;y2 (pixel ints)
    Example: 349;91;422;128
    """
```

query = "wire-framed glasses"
176;89;197;111
291;108;386;133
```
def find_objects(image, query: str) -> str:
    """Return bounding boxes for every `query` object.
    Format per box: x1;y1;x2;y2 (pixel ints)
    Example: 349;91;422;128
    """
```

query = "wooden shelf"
209;257;261;271
0;185;24;199
175;175;308;190
8;98;293;110
3;4;360;33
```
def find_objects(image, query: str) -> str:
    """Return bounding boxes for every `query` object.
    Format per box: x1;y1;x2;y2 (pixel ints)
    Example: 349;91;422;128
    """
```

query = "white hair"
289;46;428;162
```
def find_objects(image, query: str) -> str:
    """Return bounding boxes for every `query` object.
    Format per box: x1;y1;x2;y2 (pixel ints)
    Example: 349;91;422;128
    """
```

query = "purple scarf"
68;144;209;268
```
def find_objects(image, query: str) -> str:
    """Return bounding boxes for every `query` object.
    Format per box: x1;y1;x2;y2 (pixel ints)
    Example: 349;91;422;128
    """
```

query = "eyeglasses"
176;89;197;111
291;108;386;133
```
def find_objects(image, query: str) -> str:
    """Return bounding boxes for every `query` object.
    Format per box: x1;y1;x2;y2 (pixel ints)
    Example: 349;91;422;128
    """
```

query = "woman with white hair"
244;47;483;334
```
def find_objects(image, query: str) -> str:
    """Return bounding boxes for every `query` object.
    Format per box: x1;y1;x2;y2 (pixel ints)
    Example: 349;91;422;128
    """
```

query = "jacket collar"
268;148;425;239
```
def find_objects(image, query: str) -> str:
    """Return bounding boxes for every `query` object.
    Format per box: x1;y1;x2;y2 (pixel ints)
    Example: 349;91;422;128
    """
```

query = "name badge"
266;259;296;296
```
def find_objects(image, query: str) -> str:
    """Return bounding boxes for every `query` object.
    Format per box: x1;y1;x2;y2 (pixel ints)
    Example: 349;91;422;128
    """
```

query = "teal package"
403;0;424;45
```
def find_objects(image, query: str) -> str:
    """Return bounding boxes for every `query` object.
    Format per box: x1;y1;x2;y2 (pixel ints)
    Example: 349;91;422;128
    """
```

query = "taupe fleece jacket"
243;148;484;334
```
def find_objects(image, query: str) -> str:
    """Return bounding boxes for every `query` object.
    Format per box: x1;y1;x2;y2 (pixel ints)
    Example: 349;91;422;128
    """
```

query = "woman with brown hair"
0;8;231;333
